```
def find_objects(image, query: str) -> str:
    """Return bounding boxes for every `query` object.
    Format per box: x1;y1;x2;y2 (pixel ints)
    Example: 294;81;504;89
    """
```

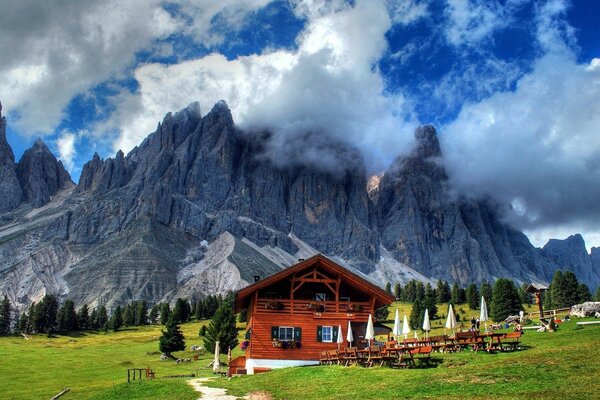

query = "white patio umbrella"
365;314;375;346
212;341;221;373
480;296;489;332
402;314;411;339
423;308;431;339
337;325;344;350
392;309;401;340
445;304;456;336
346;320;354;346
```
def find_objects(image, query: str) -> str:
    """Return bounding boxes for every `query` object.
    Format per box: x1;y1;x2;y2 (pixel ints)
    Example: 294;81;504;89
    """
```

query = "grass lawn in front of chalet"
0;319;244;400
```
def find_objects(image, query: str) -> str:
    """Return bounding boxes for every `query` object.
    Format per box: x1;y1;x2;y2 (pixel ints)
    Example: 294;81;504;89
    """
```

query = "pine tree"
451;283;463;304
409;298;423;330
123;304;133;326
416;282;425;301
89;308;98;330
111;306;123;332
18;310;29;333
0;295;11;336
403;280;417;302
97;306;108;330
595;286;600;301
465;284;479;310
78;304;90;330
149;304;160;324
436;280;450;304
203;299;238;354
393;283;402;300
159;318;186;357
57;300;78;332
480;282;493;304
199;324;207;337
160;303;171;325
563;271;581;306
136;301;148;325
385;282;392;294
36;295;58;335
577;283;592;303
423;283;437;319
490;278;522;322
195;299;205;320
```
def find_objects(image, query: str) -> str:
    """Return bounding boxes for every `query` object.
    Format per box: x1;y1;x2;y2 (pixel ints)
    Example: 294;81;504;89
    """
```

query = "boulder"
570;302;600;317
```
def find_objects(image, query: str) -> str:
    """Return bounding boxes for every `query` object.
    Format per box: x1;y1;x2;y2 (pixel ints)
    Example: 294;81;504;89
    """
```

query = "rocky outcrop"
16;139;73;208
570;302;600;318
542;235;600;288
0;107;22;213
373;125;591;286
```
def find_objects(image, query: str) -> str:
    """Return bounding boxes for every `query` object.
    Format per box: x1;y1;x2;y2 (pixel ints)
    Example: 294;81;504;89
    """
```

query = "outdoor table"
480;332;505;352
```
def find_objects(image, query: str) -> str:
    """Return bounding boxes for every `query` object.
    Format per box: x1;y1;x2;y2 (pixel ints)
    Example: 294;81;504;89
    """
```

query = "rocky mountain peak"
414;124;441;158
0;106;23;212
16;138;73;208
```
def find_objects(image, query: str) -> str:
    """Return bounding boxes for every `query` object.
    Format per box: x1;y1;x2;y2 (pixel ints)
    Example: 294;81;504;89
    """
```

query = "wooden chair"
428;335;451;353
343;347;358;366
366;345;384;367
319;351;329;365
501;331;522;351
403;338;419;347
327;350;341;365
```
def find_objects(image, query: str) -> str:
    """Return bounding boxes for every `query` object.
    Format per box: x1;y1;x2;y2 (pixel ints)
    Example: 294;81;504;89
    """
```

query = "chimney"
254;275;260;283
298;258;305;262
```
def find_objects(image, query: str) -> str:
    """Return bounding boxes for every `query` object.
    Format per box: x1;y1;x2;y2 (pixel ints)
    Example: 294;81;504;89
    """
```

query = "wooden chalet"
233;254;395;374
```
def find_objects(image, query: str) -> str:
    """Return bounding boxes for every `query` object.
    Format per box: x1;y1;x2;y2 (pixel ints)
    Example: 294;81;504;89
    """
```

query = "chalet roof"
234;254;395;313
525;283;549;293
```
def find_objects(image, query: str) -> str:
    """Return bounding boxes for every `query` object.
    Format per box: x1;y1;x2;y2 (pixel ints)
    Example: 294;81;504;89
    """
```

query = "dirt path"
188;378;272;400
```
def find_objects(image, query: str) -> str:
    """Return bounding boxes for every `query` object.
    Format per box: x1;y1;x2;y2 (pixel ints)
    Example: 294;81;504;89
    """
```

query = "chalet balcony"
255;298;372;319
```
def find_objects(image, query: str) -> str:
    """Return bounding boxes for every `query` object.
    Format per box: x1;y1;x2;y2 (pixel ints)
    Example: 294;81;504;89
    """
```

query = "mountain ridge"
1;101;598;311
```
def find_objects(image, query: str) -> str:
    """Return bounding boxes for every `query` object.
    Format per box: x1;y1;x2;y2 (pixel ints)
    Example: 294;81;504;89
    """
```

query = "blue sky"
1;0;599;249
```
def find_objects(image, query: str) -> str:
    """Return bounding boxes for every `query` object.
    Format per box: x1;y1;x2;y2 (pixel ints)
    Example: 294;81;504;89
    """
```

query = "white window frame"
322;326;333;343
279;326;294;341
315;293;327;301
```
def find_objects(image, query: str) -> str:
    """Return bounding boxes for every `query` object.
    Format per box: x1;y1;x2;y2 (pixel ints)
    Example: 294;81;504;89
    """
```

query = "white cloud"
56;131;78;173
0;0;276;137
108;0;419;173
441;54;600;236
444;0;512;47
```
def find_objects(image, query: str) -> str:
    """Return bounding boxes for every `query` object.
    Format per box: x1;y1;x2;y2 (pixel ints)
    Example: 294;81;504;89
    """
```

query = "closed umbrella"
423;308;431;339
445;304;456;336
365;314;375;346
337;325;344;350
346;320;354;346
402;314;411;339
392;309;401;340
212;341;221;374
480;296;489;332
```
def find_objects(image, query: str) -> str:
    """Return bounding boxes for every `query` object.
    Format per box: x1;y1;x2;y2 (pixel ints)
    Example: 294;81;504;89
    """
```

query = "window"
315;293;327;301
322;326;333;342
279;326;294;341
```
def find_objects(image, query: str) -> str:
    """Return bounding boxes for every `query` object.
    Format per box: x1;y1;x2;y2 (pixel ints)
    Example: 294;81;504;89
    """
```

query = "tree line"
0;293;230;336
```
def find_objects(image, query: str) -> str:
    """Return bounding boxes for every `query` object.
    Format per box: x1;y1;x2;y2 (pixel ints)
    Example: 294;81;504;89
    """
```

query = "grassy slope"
0;320;244;400
1;302;596;399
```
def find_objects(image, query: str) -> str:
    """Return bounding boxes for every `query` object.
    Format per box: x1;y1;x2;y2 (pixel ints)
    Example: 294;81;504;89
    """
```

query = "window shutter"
332;326;338;343
294;327;302;341
271;326;279;340
317;325;322;342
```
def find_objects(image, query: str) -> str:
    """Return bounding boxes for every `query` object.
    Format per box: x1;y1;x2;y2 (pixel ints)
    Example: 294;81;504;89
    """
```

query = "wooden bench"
408;345;432;367
501;331;522;351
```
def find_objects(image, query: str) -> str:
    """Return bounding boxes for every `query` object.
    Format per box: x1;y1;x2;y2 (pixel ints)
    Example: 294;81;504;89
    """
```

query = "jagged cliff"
1;101;598;311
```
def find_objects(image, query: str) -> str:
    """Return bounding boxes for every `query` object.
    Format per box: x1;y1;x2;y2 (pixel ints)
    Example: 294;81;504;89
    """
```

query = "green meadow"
1;303;598;399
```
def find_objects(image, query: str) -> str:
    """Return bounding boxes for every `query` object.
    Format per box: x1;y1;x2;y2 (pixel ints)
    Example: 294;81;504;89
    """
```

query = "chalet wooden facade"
233;254;395;374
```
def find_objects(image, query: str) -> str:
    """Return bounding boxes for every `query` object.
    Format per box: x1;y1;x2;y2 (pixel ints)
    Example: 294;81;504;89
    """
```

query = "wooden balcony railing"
255;298;372;319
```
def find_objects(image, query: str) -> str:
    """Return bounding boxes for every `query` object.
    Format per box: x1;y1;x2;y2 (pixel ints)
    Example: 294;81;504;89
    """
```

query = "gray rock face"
0;116;22;213
374;125;599;288
542;235;600;289
16;139;73;207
